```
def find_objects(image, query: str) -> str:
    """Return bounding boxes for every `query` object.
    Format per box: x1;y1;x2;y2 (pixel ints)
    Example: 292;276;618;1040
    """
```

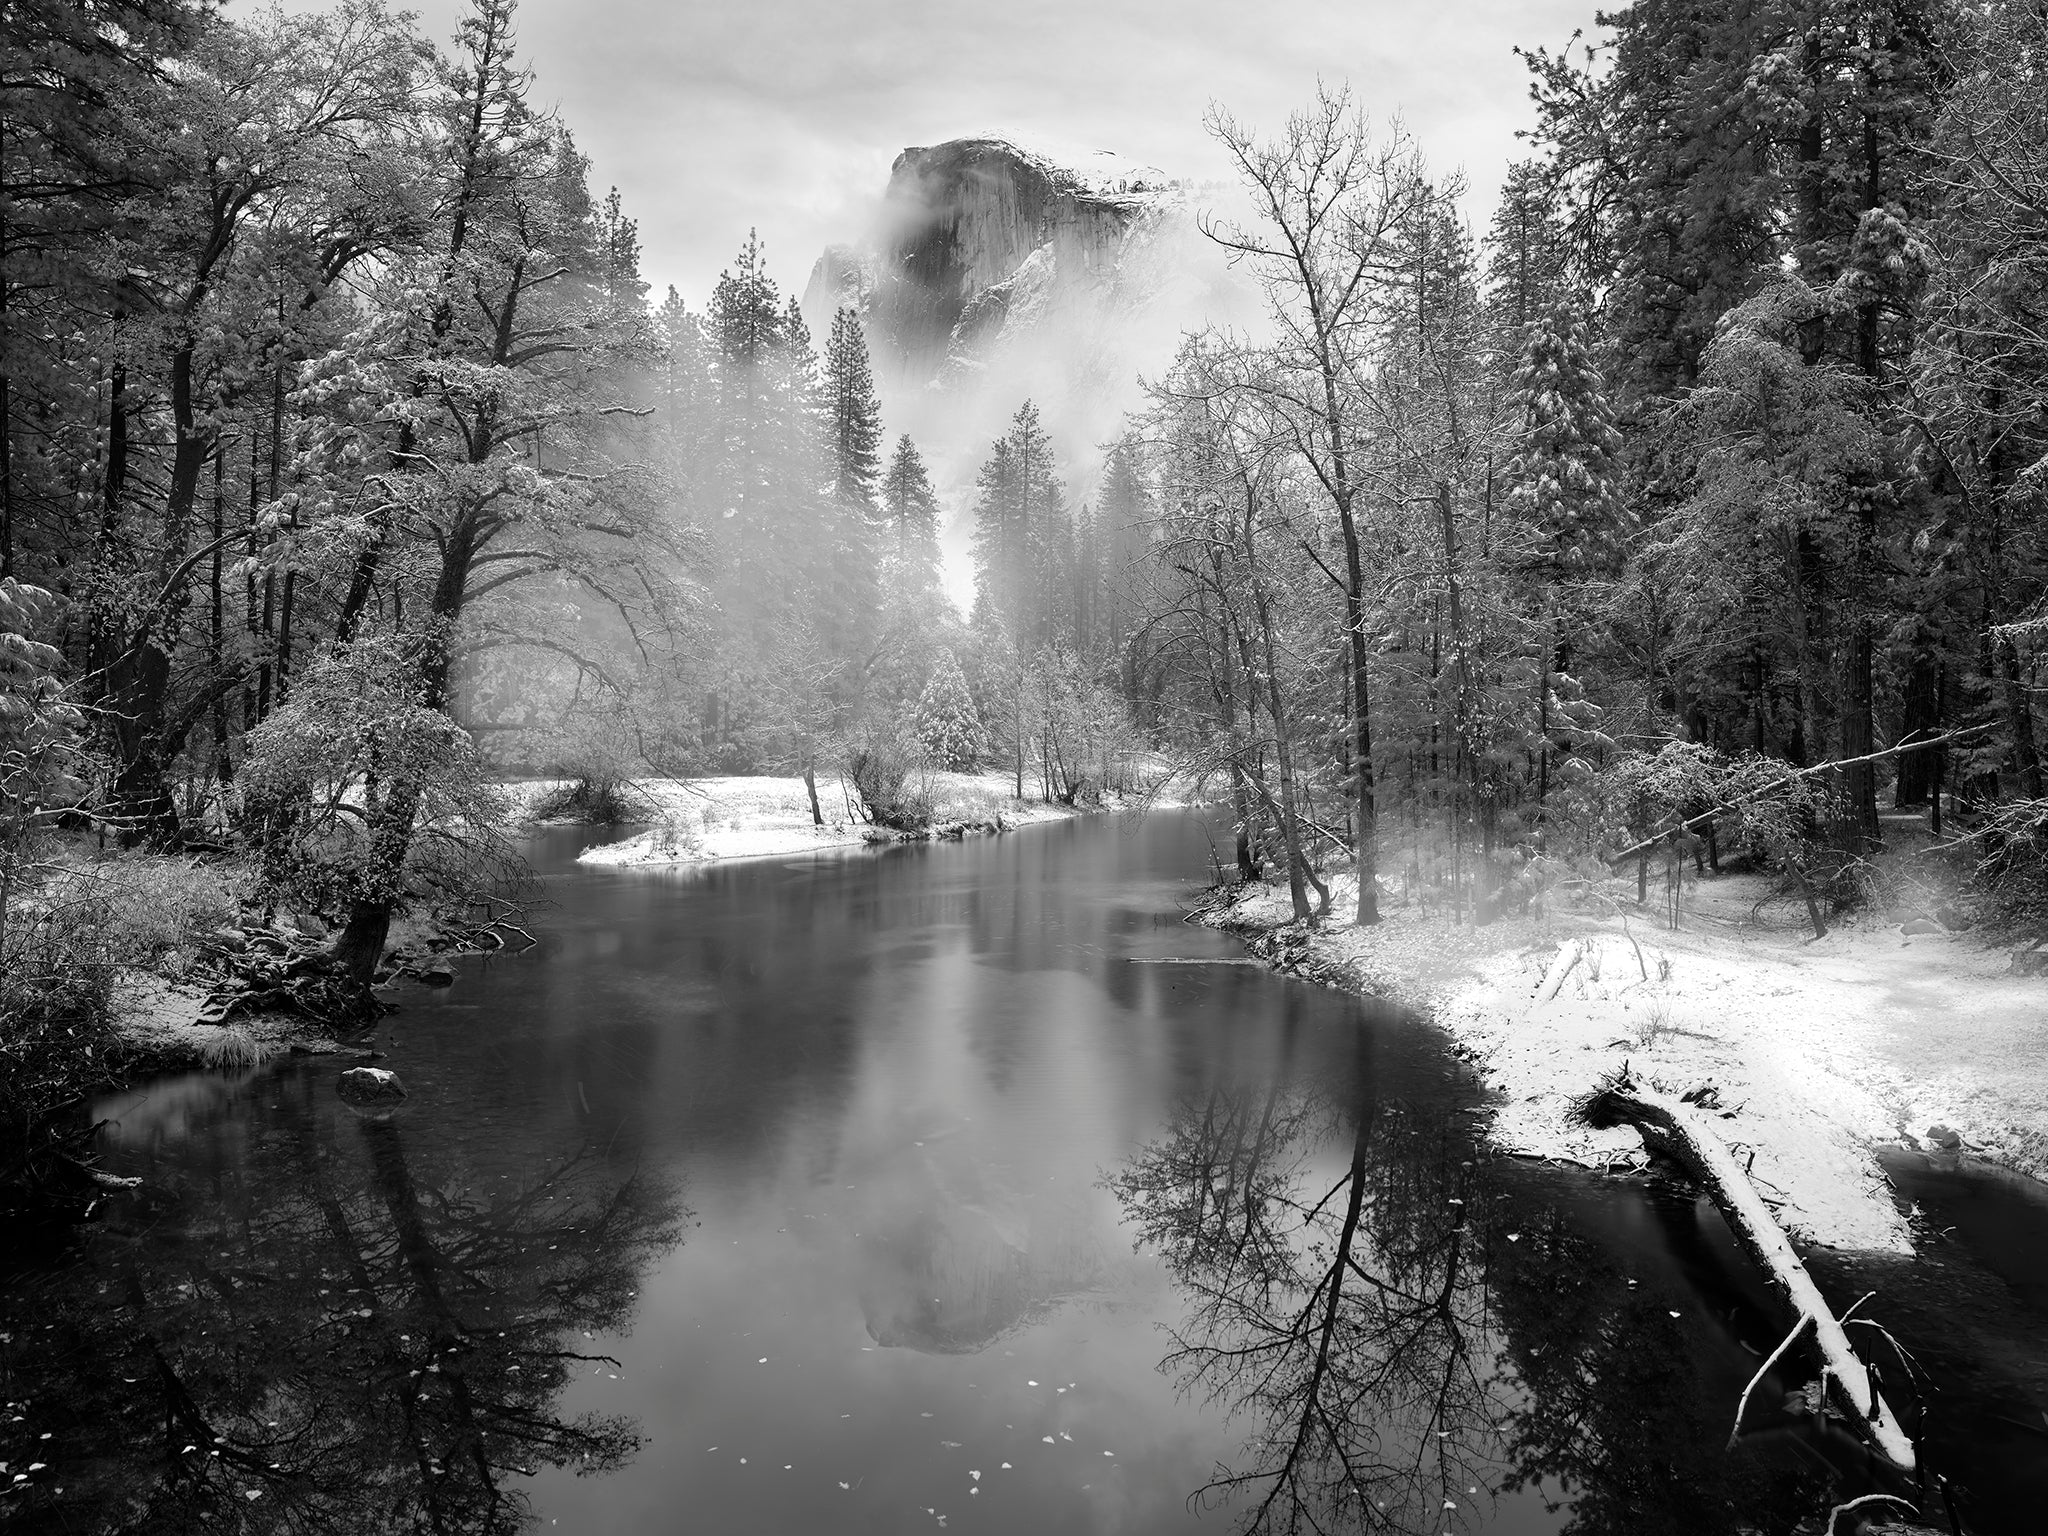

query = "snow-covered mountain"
803;137;1255;571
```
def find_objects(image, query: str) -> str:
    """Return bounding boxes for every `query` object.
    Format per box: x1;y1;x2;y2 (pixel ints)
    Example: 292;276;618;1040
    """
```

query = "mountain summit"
804;137;1186;383
803;137;1247;515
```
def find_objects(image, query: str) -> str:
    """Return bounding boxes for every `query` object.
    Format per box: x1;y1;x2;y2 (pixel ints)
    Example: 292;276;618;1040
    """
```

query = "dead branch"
1605;724;1995;867
1728;1312;1811;1450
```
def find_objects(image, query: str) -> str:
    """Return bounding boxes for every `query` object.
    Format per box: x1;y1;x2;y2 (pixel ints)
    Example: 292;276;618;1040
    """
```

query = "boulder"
1925;1124;1962;1151
337;1066;406;1107
1898;917;1944;936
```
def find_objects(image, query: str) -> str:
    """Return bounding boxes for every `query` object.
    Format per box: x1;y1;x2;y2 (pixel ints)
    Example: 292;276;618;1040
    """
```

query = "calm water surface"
4;811;2046;1533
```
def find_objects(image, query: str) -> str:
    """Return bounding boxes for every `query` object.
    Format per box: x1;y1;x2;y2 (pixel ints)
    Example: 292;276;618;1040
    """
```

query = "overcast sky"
410;0;1600;303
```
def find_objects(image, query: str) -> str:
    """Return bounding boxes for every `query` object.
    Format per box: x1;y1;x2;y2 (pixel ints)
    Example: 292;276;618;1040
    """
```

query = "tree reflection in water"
0;1077;683;1534
1108;1080;1510;1534
1108;1068;1832;1536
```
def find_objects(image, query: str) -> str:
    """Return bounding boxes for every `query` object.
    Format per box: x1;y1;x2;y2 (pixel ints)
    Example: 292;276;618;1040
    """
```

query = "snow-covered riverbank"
527;771;1122;869
1207;867;2048;1256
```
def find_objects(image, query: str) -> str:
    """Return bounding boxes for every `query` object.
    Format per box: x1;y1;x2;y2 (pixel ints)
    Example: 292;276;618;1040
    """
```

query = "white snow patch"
569;772;1122;870
1208;865;2048;1255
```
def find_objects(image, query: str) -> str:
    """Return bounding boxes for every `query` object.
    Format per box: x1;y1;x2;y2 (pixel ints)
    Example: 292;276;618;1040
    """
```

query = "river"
3;810;2044;1533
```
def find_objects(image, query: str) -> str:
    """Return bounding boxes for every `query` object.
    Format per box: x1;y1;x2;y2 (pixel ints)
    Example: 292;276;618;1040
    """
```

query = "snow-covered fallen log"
1532;939;1584;1006
1575;1070;1917;1475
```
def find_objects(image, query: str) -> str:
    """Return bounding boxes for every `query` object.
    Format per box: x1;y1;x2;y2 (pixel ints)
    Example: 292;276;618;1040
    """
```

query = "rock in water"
338;1066;406;1107
1926;1124;1962;1151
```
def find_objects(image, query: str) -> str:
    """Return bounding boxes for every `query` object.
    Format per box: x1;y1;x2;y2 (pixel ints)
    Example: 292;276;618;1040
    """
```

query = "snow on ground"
556;771;1100;870
111;970;344;1063
1210;867;2048;1256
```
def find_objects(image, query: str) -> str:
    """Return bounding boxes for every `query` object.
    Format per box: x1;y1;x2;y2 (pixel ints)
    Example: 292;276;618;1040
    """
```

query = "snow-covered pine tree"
912;649;985;771
1504;302;1627;575
1504;300;1627;814
1484;160;1570;342
824;307;884;512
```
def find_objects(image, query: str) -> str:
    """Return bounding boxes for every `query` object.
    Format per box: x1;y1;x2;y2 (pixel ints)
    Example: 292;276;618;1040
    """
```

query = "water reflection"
0;1073;682;1533
1108;1067;1850;1536
1109;1070;1511;1535
7;816;2043;1534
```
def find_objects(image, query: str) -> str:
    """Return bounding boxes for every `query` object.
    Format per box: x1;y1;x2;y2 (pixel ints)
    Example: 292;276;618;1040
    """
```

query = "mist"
798;141;1266;605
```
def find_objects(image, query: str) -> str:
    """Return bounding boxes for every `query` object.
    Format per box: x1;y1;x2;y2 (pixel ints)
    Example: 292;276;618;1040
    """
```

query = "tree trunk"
1837;630;1878;852
1337;509;1380;925
1996;635;2044;799
1893;646;1942;807
326;896;395;997
1578;1076;1915;1474
209;446;231;784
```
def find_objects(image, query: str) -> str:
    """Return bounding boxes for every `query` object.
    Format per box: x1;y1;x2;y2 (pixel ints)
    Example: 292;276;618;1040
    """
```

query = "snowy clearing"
541;772;1109;870
1208;867;2048;1256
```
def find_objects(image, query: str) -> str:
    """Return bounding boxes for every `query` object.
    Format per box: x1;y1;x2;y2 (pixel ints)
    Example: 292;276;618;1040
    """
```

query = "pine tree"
970;400;1069;650
699;233;883;755
708;230;783;367
1095;435;1152;678
705;231;808;584
912;649;985;770
1483;161;1571;342
1521;1;1780;402
824;308;884;512
593;186;644;310
881;435;939;550
652;286;712;472
970;438;1020;636
1504;302;1627;574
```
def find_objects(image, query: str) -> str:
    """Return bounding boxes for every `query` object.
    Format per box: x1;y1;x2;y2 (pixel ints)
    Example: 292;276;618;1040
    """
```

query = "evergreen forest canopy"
5;0;2048;1031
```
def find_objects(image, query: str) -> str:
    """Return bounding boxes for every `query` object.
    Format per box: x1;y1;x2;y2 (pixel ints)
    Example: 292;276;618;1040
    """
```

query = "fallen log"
1532;939;1584;1006
1576;1070;1917;1474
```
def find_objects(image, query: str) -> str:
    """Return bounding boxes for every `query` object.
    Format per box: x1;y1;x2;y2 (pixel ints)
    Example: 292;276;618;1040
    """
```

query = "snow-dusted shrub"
651;810;705;858
96;855;244;968
1965;796;2048;930
238;635;513;924
523;693;656;825
846;723;933;831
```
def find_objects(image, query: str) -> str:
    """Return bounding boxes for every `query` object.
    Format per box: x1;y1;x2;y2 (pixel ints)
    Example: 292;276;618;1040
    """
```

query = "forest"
5;0;2048;1178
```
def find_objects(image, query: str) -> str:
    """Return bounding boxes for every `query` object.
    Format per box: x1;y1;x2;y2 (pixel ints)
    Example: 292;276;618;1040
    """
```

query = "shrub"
238;635;514;930
1965;796;2048;930
96;855;244;968
846;725;933;832
650;810;706;858
528;776;650;826
1;867;118;1213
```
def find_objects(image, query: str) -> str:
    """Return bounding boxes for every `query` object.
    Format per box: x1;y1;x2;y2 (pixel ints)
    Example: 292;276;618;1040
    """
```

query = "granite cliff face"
806;139;1171;383
804;137;1253;564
